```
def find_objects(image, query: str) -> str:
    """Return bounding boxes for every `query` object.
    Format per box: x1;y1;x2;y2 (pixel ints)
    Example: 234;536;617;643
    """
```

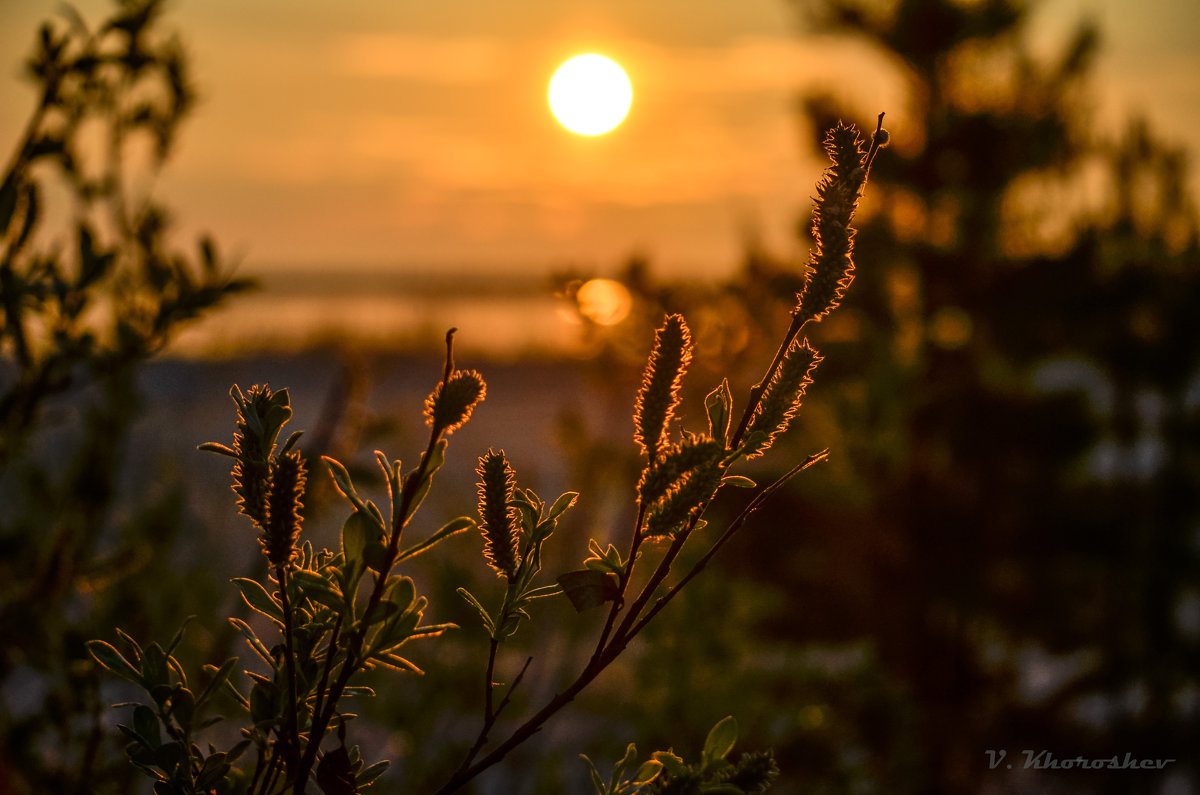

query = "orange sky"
2;0;1198;282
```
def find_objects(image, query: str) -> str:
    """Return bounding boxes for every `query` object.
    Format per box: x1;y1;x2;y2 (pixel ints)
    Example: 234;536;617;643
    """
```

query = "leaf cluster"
582;717;779;795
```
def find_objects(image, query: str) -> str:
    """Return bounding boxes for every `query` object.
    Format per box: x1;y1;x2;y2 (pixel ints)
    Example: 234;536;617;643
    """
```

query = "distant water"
169;266;587;358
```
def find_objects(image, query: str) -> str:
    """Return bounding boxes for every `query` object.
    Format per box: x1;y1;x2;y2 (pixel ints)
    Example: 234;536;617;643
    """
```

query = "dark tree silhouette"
780;0;1200;791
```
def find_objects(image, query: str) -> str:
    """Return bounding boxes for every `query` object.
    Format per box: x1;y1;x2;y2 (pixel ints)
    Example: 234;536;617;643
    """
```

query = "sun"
548;54;632;136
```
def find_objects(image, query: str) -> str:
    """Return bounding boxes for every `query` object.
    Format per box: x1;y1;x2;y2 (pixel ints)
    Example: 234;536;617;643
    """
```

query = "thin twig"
592;504;647;656
627;452;828;639
276;565;300;772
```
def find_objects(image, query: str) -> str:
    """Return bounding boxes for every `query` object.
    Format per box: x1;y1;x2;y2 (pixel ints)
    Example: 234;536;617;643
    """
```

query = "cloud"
331;33;507;84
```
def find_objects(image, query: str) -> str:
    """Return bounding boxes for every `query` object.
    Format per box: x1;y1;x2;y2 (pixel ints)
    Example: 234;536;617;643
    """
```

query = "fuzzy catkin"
475;450;519;581
634;314;693;460
795;123;869;325
425;369;487;436
263;450;306;566
231;385;273;530
745;339;822;458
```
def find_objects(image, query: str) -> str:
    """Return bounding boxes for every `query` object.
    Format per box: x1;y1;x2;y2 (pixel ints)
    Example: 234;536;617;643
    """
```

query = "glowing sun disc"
549;54;632;136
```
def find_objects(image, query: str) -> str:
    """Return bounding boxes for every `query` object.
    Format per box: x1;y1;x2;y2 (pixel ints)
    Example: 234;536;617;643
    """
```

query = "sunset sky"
2;0;1198;283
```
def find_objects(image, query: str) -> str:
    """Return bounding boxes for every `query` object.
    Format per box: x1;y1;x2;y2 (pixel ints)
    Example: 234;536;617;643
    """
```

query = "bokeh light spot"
576;278;632;326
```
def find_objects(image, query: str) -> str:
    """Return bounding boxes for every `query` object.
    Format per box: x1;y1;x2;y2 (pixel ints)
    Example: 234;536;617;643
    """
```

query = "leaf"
632;759;664;786
140;643;169;690
384;575;416;614
133;704;161;749
280;430;304;454
357;760;390;787
340;510;370;589
546;491;579;522
323;457;366;512
705;379;733;448
520;583;562;600
613;743;638;790
580;754;605;795
196;752;232;789
169;687;195;729
231;578;283;626
702;716;738;769
557;570;619;612
197;442;237;458
87;640;143;686
195;658;237;710
376;653;424;674
396;516;475;562
721;475;757;489
404;438;447;519
456;587;495;636
292;569;344;610
229;618;273;665
316;745;357;795
249;680;279;725
153;741;186;775
652;750;686;776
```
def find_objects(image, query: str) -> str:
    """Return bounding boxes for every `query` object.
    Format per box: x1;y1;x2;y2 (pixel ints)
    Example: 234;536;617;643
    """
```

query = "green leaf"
405;438;448;519
705;379;733;448
520;583;562;600
547;491;579;521
292;569;344;610
557;570;619;612
196;752;231;789
323;457;366;512
363;532;389;574
316;745;357;795
280;430;304;454
133;704;161;749
340;509;370;593
632;759;664;786
87;640;143;686
365;500;387;535
580;754;606;795
721;475;757;489
358;760;390;787
195;657;237;710
456;587;495;636
384;575;416;613
702;716;738;769
197;442;237;457
249;680;279;725
652;750;685;776
169;687;195;729
153;741;186;776
229;618;273;665
232;578;283;626
397;516;475;562
612;743;638;790
140;643;169;690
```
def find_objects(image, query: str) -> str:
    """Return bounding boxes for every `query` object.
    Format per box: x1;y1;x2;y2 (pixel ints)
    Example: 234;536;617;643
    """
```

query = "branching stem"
293;332;460;791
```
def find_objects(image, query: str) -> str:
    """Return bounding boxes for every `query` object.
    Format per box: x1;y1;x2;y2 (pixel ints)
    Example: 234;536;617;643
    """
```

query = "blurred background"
1;0;1198;793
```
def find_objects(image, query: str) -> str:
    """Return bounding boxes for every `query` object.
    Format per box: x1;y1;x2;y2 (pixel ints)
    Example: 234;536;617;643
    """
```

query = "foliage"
581;717;779;795
0;2;248;792
87;121;888;793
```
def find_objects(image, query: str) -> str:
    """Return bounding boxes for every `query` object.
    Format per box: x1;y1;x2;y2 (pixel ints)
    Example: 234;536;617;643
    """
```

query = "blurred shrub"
0;2;248;792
